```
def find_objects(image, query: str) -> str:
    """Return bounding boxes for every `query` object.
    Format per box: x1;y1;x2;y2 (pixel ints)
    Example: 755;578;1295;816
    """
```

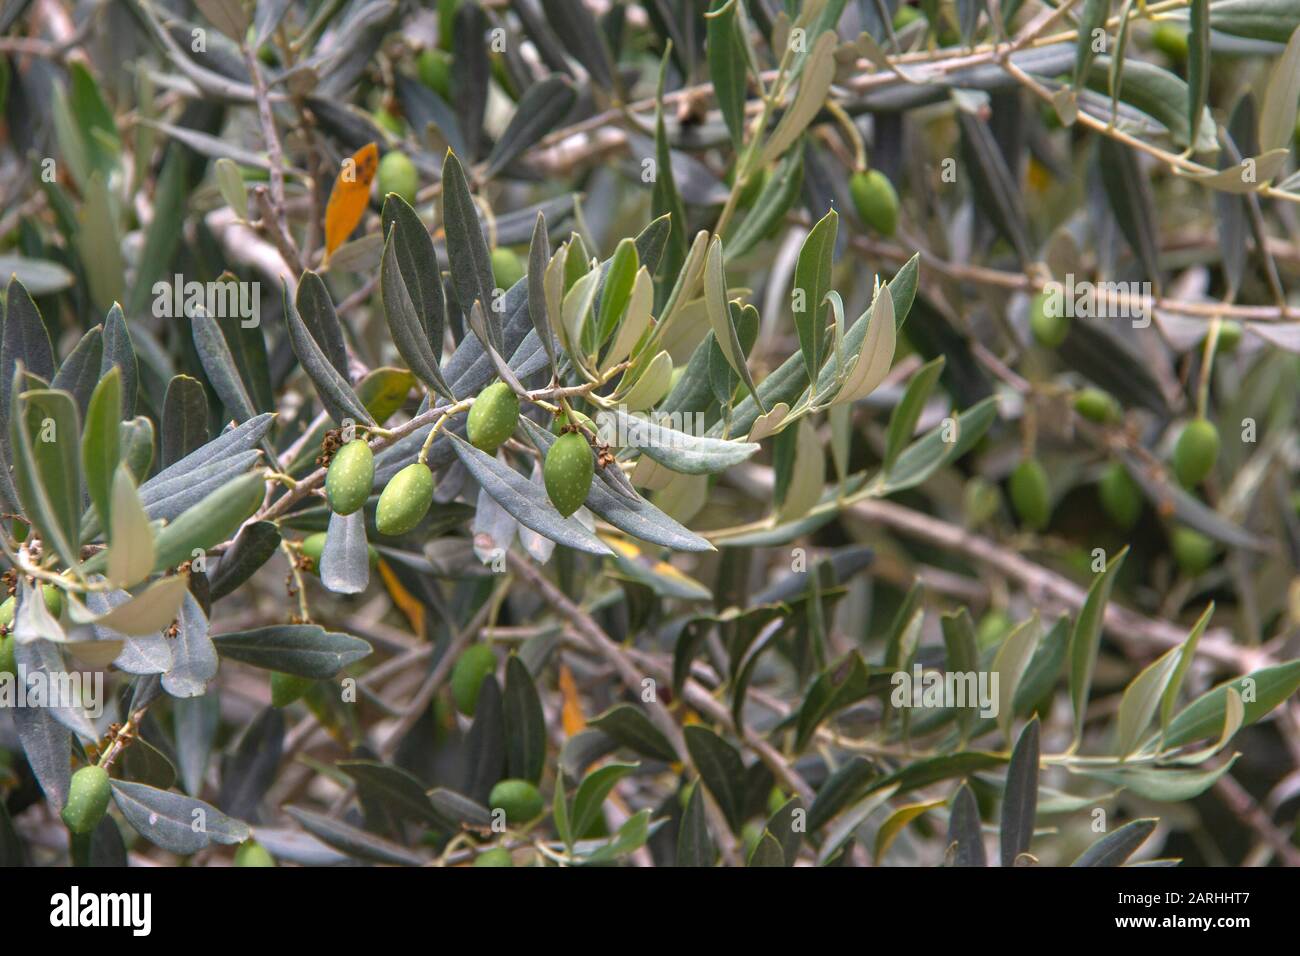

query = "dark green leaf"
999;718;1039;866
503;655;547;783
210;624;372;678
683;725;745;833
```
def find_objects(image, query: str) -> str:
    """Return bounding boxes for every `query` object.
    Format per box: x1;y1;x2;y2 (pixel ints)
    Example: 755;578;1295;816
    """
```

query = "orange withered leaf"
322;142;379;263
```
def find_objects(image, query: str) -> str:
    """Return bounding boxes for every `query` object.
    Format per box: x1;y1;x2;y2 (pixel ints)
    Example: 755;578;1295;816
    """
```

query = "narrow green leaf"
503;655;546;784
708;0;748;149
1071;818;1156;866
792;210;837;388
1068;547;1129;742
485;74;576;179
1000;718;1039;866
12;387;82;570
106;463;154;589
703;236;762;409
442;151;500;351
82;367;122;539
1259;25;1300;153
683;725;745;833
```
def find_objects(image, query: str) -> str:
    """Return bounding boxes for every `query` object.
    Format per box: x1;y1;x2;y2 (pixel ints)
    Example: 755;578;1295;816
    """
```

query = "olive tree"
0;0;1298;868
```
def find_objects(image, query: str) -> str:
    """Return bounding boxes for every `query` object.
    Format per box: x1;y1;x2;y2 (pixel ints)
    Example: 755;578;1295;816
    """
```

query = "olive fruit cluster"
322;381;601;542
0;584;64;677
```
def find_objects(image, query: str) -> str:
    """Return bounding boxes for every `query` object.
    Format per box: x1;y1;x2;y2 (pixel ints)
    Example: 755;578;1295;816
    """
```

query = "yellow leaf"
559;663;586;736
378;559;424;636
874;799;945;862
323;142;379;263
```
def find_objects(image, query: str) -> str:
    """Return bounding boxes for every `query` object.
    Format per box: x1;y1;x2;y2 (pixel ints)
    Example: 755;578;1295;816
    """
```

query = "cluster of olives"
1018;294;1229;573
0;584;63;678
320;381;597;541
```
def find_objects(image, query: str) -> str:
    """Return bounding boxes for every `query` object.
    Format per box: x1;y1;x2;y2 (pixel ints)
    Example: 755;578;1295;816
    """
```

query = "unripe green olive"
373;107;404;138
467;381;520;454
300;532;327;574
450;644;497;716
417;48;453;98
488;779;544;825
849;169;899;237
491;247;525;291
1008;458;1052;531
61;765;112;835
474;847;513;867
1073;388;1121;424
976;609;1011;649
44;585;64;619
1098;461;1143;530
1151;23;1189;63
271;671;315;708
0;584;64;631
326;440;375;516
1210;320;1242;354
234;840;276;867
551;408;596;437
298;532;375;575
766;786;788;817
378;151;418;206
893;5;923;29
1029;292;1069;348
1172;417;1220;487
1171;526;1217;575
375;463;435;536
0;634;14;678
543;431;594;518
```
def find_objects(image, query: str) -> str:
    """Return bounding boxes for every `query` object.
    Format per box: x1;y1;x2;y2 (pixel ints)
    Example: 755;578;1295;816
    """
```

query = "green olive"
450;644;497;717
473;847;514;867
234;840;277;866
1008;458;1052;531
375;463;435;536
61;765;112;835
1171;526;1217;575
543;431;594;518
491;247;525;291
849;169;899;237
1073;388;1121;425
488;779;544;826
1029;292;1069;349
1172;418;1220;488
417;48;453;98
325;440;375;516
1098;462;1143;530
467;381;521;455
378;151;418;206
271;671;315;708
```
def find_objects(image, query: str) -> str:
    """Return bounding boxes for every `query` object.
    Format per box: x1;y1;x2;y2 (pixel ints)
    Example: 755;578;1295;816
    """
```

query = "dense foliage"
1;0;1299;868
